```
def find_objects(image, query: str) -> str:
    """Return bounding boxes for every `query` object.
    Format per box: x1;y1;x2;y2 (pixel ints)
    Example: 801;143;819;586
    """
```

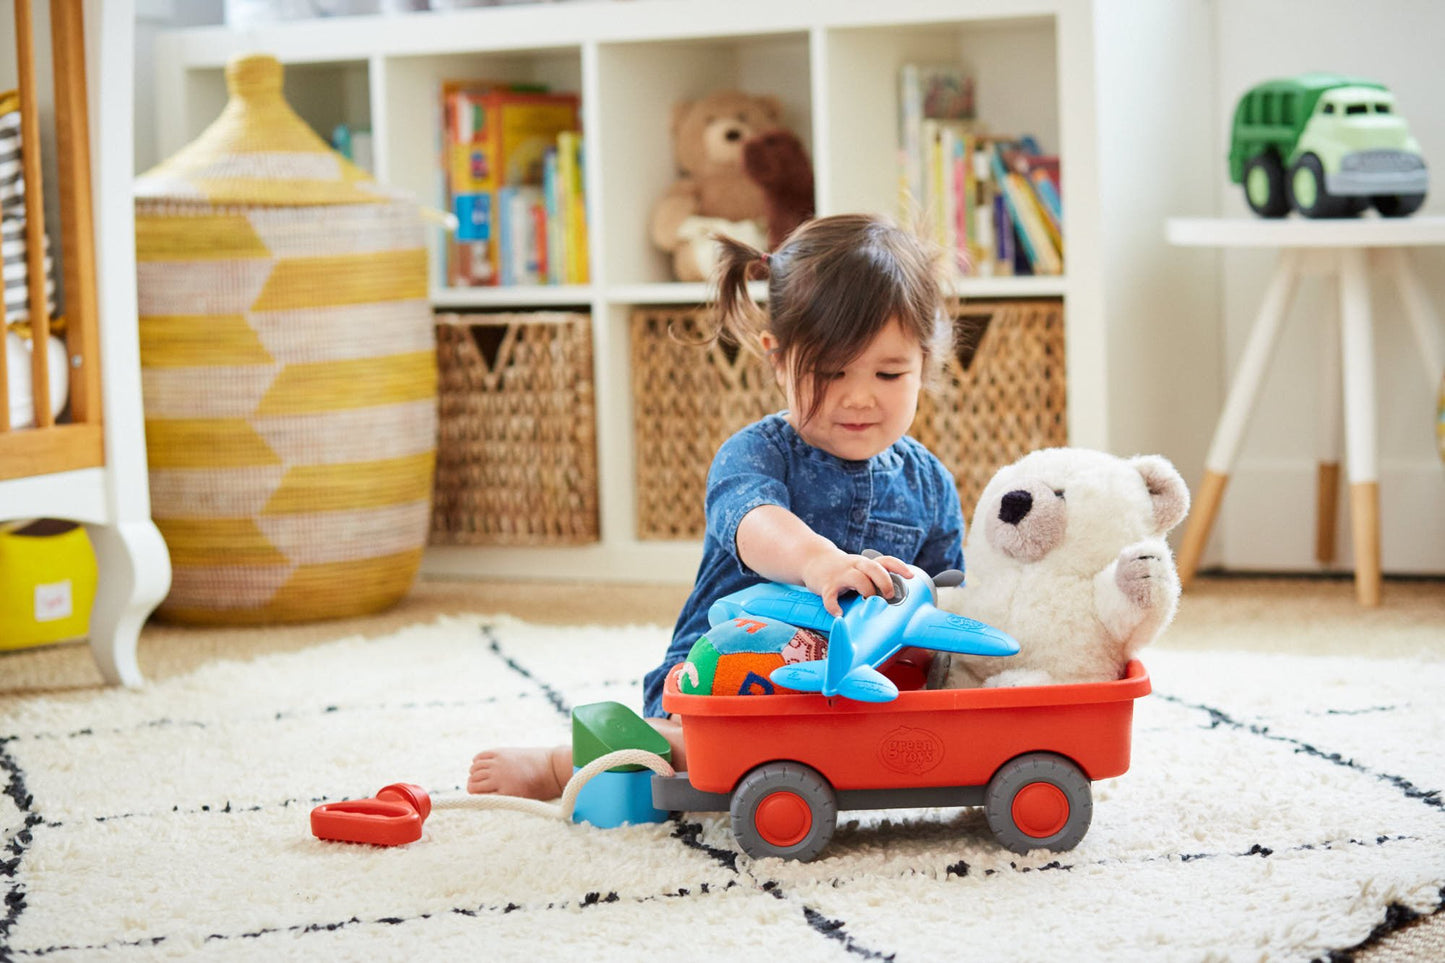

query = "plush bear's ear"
1131;455;1190;535
670;99;694;139
755;94;783;125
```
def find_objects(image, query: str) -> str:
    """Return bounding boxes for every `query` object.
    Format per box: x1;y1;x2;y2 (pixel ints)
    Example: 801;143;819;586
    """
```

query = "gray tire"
1243;152;1289;217
729;762;837;862
1288;153;1355;218
984;753;1092;853
1374;193;1426;217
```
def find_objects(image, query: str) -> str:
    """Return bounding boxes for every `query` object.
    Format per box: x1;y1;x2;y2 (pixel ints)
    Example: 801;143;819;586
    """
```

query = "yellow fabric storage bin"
134;55;436;625
0;520;97;649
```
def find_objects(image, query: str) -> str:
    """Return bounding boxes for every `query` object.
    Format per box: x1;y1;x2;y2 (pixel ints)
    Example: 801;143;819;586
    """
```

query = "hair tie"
759;252;771;265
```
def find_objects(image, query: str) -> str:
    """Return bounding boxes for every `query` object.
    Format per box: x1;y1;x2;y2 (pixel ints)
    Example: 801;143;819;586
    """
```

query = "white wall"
134;0;222;173
1090;0;1220;502
1208;0;1445;574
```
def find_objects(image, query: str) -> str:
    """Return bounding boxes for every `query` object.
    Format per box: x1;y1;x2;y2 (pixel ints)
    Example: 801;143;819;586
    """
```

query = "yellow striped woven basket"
134;54;436;625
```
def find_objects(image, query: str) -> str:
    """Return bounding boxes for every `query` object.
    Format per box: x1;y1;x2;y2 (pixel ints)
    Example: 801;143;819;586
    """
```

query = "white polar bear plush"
938;447;1191;688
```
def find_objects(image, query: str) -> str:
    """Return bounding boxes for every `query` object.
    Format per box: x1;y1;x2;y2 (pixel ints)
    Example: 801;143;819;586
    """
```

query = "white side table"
1167;215;1445;606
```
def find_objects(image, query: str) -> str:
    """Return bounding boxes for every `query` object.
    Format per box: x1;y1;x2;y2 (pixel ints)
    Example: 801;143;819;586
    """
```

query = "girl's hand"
801;550;914;617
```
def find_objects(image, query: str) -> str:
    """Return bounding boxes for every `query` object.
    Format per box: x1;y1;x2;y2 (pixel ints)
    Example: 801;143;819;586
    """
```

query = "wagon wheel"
983;753;1093;854
729;762;837;862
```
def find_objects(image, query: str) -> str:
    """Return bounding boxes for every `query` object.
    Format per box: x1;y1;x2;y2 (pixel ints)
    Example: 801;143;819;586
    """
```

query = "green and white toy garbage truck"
1229;73;1428;219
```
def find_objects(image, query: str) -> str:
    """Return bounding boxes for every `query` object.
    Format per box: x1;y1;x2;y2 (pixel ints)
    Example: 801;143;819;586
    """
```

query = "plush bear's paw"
1114;539;1179;609
983;668;1054;688
673;217;767;280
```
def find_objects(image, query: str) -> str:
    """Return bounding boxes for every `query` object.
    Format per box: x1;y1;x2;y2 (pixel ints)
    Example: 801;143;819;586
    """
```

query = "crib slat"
14;0;54;429
50;0;100;427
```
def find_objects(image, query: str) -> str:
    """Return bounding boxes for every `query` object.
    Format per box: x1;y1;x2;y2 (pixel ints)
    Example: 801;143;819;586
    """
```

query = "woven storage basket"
630;299;1066;539
134;55;436;625
911;299;1068;515
631;306;783;540
431;311;598;545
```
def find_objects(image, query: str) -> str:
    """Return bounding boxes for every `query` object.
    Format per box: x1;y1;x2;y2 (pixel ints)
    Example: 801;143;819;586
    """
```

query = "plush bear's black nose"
998;490;1033;526
725;127;744;141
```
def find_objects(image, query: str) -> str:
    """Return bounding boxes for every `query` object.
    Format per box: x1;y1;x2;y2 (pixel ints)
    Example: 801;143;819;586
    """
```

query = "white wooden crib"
0;0;167;686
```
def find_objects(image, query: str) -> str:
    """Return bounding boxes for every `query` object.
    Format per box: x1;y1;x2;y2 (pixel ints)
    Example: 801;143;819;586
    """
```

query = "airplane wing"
707;582;836;634
907;609;1020;657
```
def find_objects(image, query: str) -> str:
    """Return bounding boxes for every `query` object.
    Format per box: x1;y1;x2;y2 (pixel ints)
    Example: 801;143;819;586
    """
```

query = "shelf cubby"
153;0;1220;582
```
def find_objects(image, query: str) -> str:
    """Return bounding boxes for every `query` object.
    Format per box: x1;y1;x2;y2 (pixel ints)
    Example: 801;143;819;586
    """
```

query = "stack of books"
897;64;1064;278
442;81;590;287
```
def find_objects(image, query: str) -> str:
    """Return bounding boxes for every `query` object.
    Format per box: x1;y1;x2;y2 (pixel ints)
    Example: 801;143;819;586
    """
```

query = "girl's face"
767;318;924;462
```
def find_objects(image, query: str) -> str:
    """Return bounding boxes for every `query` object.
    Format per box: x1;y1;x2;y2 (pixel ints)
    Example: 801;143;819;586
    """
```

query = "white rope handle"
430;748;676;822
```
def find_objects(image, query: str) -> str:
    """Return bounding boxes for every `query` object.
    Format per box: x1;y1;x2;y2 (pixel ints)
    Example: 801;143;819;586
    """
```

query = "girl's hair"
710;213;953;425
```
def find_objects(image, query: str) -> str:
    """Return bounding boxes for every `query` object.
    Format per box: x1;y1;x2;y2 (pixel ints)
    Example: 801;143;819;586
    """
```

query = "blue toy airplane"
706;561;1019;703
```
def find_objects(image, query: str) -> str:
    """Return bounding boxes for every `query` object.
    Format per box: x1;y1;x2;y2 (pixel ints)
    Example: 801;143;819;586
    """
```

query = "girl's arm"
736;504;912;616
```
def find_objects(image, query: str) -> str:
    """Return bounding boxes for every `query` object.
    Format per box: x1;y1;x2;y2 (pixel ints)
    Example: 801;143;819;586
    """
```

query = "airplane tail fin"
769;660;827;692
823;616;854;696
836;664;899;702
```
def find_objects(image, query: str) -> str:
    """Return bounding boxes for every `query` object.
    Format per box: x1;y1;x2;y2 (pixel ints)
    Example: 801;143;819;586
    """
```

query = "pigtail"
710;233;772;355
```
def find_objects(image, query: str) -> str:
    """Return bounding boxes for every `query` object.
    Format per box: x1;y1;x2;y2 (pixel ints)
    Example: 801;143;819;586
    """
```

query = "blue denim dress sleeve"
639;415;968;719
703;420;792;576
640;417;791;717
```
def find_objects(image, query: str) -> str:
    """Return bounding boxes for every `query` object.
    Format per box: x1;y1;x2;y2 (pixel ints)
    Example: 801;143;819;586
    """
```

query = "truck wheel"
984;753;1092;854
1374;193;1426;217
1243;153;1289;217
1289;153;1355;218
729;762;837;862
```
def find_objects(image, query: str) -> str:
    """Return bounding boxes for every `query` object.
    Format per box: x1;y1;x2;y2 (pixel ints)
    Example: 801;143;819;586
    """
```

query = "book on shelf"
896;65;1067;278
920;118;973;273
907;126;1065;278
898;63;975;223
555;129;589;285
442;82;582;287
990;142;1061;276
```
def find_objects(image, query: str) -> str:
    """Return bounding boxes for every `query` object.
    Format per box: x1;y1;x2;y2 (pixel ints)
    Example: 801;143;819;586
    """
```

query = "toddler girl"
469;213;964;799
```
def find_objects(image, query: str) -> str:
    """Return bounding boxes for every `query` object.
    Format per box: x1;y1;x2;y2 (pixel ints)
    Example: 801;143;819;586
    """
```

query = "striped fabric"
1;97;58;325
133;55;436;625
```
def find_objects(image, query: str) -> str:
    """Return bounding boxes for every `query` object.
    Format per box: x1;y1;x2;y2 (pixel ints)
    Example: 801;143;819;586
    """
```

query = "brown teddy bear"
744;128;816;250
649;90;813;281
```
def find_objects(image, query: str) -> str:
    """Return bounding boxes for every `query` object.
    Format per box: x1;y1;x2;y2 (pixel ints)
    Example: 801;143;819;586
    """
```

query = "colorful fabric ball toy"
678;614;827;697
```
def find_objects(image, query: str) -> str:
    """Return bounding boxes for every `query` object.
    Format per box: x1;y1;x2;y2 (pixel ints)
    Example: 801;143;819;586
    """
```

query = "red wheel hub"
1011;782;1069;839
754;791;813;847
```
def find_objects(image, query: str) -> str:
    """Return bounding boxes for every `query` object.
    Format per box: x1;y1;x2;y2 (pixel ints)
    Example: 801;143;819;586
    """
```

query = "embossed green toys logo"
877;726;944;775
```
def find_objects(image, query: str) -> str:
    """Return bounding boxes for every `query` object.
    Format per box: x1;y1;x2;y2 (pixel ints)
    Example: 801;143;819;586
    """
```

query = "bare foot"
467;746;569;799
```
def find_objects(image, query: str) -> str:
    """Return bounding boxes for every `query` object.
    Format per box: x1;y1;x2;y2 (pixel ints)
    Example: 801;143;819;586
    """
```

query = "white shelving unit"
152;0;1220;583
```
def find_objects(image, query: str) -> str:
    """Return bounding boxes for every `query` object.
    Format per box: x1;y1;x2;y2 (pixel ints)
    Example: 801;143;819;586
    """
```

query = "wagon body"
661;660;1149;797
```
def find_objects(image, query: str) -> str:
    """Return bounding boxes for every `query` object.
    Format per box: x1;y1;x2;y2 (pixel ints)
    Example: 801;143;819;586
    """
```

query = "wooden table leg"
1315;462;1341;565
1178;249;1302;587
1315;289;1342;565
1338;248;1381;607
1178;469;1228;585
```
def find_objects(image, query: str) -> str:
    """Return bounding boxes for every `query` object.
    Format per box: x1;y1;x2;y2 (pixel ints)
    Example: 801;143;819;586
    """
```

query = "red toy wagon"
653;658;1151;861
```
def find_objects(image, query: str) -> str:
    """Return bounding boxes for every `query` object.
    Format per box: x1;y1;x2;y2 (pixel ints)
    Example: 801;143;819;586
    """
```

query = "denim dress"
640;412;966;718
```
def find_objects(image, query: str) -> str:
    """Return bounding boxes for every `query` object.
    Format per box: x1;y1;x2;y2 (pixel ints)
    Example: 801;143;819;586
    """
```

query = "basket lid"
135;54;396;206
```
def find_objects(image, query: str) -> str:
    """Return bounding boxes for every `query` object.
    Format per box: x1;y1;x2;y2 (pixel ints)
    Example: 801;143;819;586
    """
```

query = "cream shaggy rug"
2;614;1443;961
